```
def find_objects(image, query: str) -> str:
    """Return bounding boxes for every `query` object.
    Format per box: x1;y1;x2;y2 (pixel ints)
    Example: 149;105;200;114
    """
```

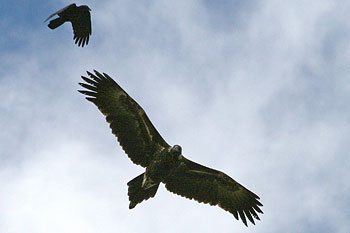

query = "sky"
1;0;350;232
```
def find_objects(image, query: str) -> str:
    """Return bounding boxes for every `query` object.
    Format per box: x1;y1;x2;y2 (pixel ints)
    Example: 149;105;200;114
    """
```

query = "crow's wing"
44;3;76;22
71;8;91;47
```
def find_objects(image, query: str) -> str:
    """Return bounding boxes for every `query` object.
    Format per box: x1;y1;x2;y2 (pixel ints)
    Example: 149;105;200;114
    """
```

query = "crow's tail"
48;17;65;29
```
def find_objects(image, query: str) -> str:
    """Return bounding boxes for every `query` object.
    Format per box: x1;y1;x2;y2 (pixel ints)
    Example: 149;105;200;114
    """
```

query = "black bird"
78;70;263;226
45;3;92;47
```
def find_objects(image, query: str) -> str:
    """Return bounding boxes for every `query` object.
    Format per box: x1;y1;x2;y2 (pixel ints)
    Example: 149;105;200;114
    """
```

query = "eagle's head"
170;145;182;160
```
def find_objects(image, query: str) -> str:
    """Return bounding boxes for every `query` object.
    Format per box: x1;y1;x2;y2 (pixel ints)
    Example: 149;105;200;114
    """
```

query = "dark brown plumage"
78;70;263;226
45;3;92;47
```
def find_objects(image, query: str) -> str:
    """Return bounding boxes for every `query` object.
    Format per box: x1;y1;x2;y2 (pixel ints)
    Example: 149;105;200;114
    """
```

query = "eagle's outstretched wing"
164;157;263;226
79;70;170;167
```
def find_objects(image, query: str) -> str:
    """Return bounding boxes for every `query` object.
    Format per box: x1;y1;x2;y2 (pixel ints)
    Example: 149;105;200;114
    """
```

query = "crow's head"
81;5;91;11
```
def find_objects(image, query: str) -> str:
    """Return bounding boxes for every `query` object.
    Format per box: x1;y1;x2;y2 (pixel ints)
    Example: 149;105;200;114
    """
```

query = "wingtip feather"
86;97;96;102
238;210;247;226
93;70;105;80
86;71;96;79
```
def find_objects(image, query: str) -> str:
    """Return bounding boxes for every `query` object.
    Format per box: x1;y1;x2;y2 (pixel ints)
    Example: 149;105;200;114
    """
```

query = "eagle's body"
45;3;91;47
141;145;182;189
79;70;263;226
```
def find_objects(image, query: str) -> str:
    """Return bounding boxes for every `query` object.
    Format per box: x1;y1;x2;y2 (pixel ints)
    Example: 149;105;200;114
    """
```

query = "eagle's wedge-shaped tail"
127;173;159;209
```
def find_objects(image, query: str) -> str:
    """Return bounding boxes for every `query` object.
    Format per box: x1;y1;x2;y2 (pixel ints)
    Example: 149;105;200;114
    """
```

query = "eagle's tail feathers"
127;173;159;209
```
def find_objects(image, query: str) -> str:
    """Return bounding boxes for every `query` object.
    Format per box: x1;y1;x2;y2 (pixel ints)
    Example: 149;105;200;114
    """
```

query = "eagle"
78;70;263;226
45;3;92;47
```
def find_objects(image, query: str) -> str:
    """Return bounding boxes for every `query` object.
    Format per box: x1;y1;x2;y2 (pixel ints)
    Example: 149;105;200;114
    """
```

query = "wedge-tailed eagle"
78;70;263;226
45;3;91;47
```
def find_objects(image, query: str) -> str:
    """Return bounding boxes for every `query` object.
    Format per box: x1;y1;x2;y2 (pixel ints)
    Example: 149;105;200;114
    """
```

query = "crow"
45;3;92;47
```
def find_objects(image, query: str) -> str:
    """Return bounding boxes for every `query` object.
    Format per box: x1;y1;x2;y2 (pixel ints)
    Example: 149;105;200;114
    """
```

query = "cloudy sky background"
1;0;350;232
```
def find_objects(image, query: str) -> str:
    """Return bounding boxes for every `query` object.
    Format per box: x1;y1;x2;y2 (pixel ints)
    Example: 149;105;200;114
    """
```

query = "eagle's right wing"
79;70;170;167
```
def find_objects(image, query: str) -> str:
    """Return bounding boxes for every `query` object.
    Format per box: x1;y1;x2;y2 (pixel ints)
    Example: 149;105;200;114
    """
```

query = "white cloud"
1;0;350;232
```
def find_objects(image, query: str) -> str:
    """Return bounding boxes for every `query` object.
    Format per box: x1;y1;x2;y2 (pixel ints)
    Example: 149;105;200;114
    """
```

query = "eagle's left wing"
164;157;263;226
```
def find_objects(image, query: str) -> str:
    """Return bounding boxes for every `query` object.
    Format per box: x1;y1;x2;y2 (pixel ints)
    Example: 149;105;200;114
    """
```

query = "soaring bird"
45;3;92;47
78;70;263;226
